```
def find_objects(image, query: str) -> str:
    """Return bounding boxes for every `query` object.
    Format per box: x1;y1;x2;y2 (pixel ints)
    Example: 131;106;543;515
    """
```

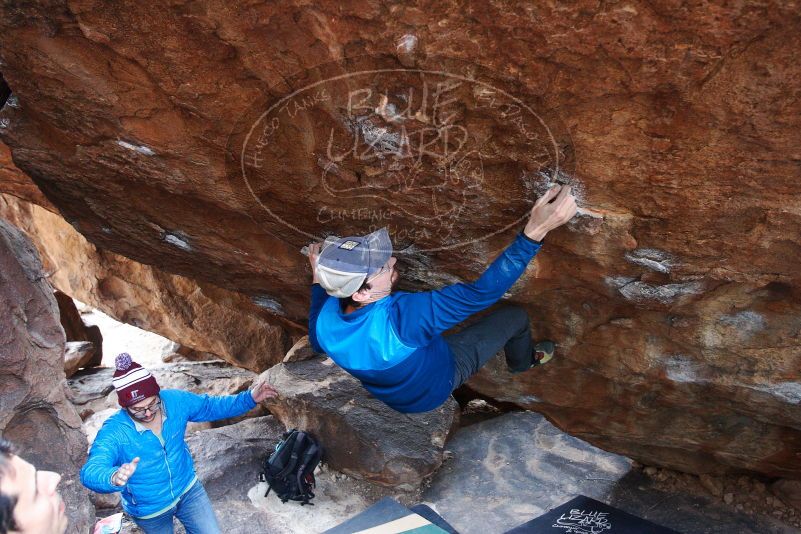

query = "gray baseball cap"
316;227;393;298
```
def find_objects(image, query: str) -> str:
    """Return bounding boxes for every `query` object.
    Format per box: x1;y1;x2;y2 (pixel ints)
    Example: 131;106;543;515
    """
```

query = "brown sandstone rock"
0;194;303;372
0;140;53;209
64;340;97;378
186;415;284;500
0;219;95;533
0;1;800;480
56;290;103;367
261;357;458;490
282;335;319;363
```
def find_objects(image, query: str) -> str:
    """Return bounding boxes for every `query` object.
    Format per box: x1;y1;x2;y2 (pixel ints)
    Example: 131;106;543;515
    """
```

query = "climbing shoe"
531;340;555;367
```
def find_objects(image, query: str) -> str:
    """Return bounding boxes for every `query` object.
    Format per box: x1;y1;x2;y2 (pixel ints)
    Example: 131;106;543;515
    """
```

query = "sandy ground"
246;464;420;534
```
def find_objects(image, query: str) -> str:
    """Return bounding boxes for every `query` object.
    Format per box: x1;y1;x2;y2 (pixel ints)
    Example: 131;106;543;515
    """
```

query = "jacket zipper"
160;437;175;499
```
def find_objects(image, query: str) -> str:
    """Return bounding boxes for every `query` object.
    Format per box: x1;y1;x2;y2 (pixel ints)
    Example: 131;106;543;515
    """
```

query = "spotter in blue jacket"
80;389;256;519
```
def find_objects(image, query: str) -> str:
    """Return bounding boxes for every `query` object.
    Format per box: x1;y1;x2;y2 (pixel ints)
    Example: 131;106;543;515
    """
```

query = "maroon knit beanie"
113;353;161;407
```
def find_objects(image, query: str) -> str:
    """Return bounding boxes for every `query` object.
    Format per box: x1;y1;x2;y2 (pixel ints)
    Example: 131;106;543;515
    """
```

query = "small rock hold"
724;492;734;504
700;473;724;497
644;466;658;476
396;34;419;67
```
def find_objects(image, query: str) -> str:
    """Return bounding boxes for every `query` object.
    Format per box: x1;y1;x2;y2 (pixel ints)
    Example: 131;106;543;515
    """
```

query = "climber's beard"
129;409;158;423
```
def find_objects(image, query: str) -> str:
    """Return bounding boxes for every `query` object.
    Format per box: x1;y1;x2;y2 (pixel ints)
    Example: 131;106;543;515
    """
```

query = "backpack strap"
266;429;296;473
275;430;307;479
296;442;319;491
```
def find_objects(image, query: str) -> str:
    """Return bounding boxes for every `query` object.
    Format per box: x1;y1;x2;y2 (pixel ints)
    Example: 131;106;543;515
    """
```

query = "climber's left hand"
250;381;279;402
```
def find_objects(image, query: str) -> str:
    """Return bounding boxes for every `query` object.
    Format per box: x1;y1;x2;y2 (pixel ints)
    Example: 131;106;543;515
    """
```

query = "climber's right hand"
524;184;578;242
308;242;322;284
112;457;139;486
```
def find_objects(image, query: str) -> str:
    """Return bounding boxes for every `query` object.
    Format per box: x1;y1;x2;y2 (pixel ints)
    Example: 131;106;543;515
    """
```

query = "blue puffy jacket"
80;389;256;518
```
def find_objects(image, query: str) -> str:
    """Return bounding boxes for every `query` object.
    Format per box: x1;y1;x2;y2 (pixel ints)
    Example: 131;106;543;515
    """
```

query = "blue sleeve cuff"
242;390;257;410
519;231;544;246
311;283;328;296
81;465;121;494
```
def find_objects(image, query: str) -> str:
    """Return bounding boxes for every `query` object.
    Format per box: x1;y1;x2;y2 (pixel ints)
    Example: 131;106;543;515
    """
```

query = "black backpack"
260;429;323;505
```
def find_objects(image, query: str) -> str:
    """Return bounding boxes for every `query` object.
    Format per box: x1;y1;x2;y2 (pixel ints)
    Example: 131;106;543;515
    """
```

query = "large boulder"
55;289;103;367
55;290;99;344
64;340;98;378
0;1;799;480
261;356;458;490
187;415;285;499
0;219;95;533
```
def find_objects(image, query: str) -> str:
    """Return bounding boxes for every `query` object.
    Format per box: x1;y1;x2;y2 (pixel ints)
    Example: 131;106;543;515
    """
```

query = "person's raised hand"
524;184;578;242
112;457;139;487
250;380;279;403
308;242;323;284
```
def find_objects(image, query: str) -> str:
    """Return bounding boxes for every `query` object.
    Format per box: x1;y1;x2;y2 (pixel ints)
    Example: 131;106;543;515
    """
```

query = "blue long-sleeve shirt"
310;232;542;412
80;389;256;518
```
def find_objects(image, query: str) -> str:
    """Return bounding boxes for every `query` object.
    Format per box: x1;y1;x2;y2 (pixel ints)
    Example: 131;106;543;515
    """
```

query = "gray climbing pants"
444;306;534;390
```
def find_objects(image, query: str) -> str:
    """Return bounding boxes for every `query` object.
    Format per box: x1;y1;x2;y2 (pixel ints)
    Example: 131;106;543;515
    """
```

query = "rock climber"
80;353;277;534
306;184;577;413
0;438;68;534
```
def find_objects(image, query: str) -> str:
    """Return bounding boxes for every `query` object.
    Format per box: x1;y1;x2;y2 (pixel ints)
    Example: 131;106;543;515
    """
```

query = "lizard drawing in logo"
319;91;487;243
